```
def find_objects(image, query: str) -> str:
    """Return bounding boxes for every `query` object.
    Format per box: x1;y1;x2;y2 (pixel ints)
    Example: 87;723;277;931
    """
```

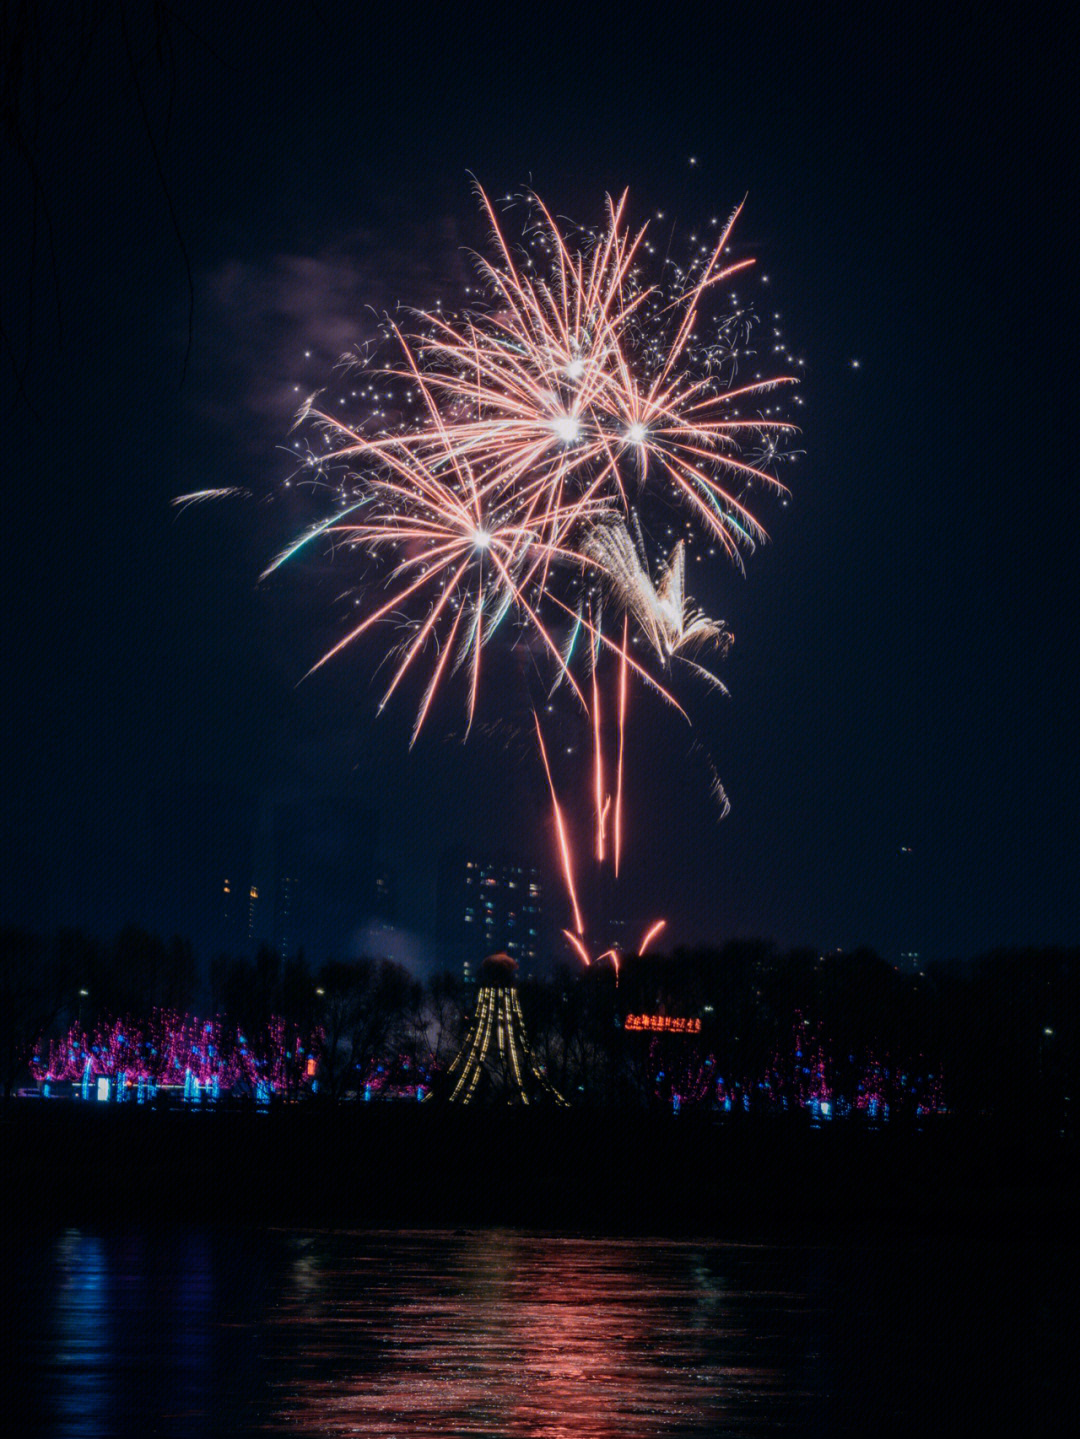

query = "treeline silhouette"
1;925;1076;1127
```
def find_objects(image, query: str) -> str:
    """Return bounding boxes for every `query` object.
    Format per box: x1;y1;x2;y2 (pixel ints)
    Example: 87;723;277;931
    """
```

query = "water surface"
5;1226;1069;1435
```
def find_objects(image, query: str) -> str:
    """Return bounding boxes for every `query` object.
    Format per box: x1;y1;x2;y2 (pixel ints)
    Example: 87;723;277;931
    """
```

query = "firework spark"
172;487;251;511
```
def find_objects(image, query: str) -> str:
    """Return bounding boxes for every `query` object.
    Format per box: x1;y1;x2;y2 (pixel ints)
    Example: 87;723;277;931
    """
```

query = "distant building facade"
438;851;543;980
273;874;300;960
215;792;393;962
246;793;379;959
247;883;260;944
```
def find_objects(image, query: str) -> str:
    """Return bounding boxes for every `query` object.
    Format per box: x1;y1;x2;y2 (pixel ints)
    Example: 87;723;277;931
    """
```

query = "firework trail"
637;919;667;955
534;708;584;936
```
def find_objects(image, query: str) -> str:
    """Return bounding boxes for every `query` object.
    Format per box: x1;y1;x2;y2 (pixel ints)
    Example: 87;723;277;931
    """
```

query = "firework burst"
299;450;613;743
289;185;797;727
255;182;799;957
582;518;732;683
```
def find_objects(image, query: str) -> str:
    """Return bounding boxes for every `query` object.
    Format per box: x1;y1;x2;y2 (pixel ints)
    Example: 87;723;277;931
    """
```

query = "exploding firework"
287;185;797;730
298;453;613;743
582;518;732;685
257;184;799;958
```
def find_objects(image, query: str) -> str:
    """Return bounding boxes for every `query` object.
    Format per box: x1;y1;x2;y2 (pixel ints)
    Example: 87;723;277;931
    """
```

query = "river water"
5;1226;1070;1435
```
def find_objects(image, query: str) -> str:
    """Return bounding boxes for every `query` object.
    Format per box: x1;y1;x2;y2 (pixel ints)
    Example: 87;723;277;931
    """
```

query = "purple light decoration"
28;1006;948;1114
638;1010;947;1117
31;1010;325;1101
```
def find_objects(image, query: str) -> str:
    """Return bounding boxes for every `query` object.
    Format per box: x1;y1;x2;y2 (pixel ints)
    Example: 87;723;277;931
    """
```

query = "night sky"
3;3;1075;965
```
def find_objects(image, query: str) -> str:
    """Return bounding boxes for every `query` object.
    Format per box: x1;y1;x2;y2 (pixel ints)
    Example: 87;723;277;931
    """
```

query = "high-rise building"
273;875;300;960
372;866;396;922
247;884;260;942
222;876;237;934
439;851;543;980
249;792;379;959
215;874;246;953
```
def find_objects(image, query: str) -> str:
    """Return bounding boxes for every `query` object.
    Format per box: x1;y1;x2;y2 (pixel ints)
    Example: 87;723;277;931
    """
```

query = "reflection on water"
5;1226;1069;1436
266;1233;813;1436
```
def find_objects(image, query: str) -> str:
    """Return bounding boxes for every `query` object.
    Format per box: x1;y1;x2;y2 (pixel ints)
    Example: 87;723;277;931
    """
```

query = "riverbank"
2;1102;1073;1233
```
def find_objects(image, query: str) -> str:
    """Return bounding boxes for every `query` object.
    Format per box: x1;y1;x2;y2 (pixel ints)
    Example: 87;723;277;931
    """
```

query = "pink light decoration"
31;1010;323;1098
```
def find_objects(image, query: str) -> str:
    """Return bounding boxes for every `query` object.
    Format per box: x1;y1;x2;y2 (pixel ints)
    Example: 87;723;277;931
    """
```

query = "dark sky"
2;3;1075;964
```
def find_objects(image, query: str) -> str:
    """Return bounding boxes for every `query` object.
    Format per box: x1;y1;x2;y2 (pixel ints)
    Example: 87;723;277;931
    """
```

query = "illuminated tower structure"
443;954;566;1105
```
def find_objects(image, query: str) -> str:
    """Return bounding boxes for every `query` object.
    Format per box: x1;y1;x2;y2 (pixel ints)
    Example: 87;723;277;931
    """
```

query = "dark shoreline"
3;1103;1074;1235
